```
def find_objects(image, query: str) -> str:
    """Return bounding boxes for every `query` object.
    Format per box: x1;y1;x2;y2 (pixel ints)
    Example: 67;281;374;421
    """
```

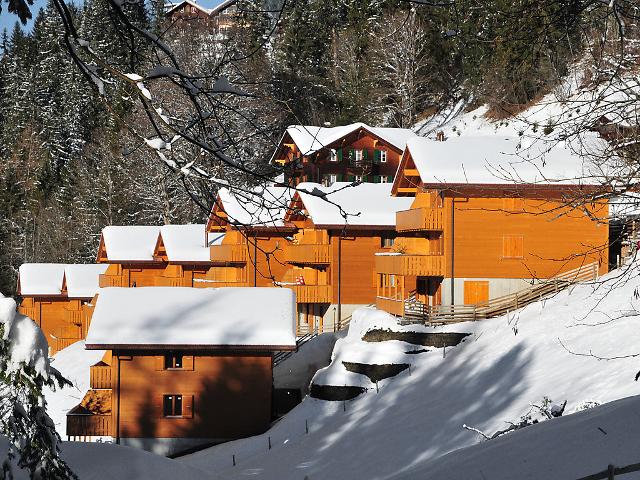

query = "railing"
376;296;406;316
204;266;246;283
285;284;333;303
66;309;83;325
398;262;599;324
98;274;125;288
53;324;82;340
19;305;37;320
375;254;445;277
193;280;250;288
210;244;248;264
396;207;444;232
53;337;80;353
284;243;331;265
154;276;190;287
67;414;112;438
90;365;112;390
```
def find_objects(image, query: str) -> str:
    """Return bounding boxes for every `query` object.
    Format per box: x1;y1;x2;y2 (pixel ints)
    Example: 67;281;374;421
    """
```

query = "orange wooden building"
271;123;416;186
67;287;296;456
376;136;609;316
17;263;108;354
280;182;413;332
205;186;295;289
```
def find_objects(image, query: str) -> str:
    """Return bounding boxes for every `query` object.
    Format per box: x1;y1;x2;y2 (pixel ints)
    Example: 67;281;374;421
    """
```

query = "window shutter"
155;356;165;371
336;148;343;162
348;175;356;182
386;176;394;183
362;149;368;160
183;355;194;370
337;174;343;182
373;150;381;164
182;395;194;418
362;175;369;182
157;395;167;417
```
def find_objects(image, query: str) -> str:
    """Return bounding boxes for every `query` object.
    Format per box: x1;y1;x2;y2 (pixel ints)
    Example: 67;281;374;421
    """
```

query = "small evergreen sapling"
0;295;75;480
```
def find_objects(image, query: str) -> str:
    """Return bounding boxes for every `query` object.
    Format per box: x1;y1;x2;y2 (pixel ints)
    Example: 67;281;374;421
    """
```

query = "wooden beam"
403;169;420;177
398;187;418;194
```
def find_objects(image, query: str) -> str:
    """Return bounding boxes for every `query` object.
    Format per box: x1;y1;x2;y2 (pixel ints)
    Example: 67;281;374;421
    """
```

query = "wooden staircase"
404;262;599;325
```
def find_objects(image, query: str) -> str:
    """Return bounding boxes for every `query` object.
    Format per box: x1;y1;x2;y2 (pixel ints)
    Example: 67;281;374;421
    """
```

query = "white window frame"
355;175;363;182
329;174;338;184
354;149;363;162
380;150;387;163
380;176;389;183
330;149;338;162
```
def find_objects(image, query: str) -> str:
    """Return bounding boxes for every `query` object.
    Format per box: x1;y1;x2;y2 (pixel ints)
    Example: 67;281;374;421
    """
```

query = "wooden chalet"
165;0;237;34
204;186;295;290
67;287;296;456
377;136;609;319
17;264;108;354
271;123;417;186
97;226;165;287
281;182;413;333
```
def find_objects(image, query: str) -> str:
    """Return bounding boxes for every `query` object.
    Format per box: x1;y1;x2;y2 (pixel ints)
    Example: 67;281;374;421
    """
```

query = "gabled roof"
212;186;295;230
159;224;224;263
165;0;236;16
276;123;417;159
18;264;108;298
288;182;413;227
85;287;296;350
100;226;162;262
398;136;603;188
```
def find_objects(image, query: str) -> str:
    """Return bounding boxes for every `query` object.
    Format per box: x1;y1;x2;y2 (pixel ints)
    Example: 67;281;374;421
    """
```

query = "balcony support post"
337;236;342;330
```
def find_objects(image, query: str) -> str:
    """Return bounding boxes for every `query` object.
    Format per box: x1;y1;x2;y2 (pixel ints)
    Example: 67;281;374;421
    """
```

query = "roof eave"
85;343;297;352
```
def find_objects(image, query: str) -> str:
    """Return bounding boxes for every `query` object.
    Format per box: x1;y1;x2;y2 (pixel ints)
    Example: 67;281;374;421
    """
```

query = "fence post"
608;464;615;480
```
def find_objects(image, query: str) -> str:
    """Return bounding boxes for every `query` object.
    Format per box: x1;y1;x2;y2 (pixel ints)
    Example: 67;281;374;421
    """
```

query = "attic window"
164;353;183;369
163;395;183;417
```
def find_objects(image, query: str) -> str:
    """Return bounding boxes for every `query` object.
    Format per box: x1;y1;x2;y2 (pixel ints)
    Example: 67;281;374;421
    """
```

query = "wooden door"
464;281;489;305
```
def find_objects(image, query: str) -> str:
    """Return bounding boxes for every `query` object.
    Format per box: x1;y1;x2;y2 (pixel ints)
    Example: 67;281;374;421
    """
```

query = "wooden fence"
577;462;640;479
404;262;599;324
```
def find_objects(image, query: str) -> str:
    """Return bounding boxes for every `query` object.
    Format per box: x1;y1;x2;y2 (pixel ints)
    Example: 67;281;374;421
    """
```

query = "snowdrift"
182;263;640;479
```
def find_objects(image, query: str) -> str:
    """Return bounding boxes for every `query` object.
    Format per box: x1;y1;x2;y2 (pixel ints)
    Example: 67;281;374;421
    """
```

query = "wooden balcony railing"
90;365;112;390
210;244;248;264
154;276;190;287
98;274;125;288
284;243;331;265
53;337;80;353
396;208;444;232
19;306;37;321
375;254;445;277
66;309;83;325
53;324;82;340
284;284;333;303
375;296;405;316
67;414;112;438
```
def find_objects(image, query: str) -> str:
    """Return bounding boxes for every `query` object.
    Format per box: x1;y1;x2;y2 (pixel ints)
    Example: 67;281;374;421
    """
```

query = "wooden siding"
90;364;113;390
113;352;273;440
209;244;248;264
442;197;609;279
284;243;331;265
67;414;112;438
463;281;490;304
285;284;333;303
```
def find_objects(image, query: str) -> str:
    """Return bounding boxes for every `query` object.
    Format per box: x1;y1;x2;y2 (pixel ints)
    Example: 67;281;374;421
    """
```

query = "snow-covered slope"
182;263;640;479
44;341;105;437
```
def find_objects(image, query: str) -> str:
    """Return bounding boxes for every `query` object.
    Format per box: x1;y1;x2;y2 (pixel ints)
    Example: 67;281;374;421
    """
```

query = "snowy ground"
181;263;640;479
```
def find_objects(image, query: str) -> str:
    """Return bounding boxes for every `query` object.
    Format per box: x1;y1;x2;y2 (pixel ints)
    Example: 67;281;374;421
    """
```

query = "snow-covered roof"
405;136;602;186
18;264;66;296
284;123;417;157
166;0;213;15
64;264;109;298
85;287;296;350
160;224;224;262
101;226;161;262
18;264;108;298
610;193;640;219
217;186;294;229
294;182;413;227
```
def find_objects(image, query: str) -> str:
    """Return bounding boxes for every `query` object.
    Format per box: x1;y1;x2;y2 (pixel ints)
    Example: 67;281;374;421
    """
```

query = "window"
163;395;183;417
502;235;524;259
354;149;363;162
379;150;387;163
329;174;338;185
381;234;396;248
330;149;338;162
380;176;389;183
164;353;183;369
354;175;363;183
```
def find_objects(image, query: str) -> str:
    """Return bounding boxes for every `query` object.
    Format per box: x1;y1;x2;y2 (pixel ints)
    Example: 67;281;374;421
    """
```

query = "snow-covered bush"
0;295;75;480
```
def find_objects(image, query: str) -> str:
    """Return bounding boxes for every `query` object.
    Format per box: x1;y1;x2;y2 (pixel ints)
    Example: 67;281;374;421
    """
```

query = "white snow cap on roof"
64;264;109;298
406;136;604;185
86;287;296;349
295;182;413;226
166;0;213;15
160;224;224;262
286;123;417;156
217;186;293;228
102;226;161;262
18;264;66;296
18;264;108;298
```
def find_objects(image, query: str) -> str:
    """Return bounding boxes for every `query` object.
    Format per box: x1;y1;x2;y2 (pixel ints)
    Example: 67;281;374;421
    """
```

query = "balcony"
375;254;445;277
98;274;125;288
210;244;248;264
90;364;112;390
67;414;112;438
375;296;405;316
396;208;444;232
154;276;190;287
284;284;333;303
284;243;331;265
